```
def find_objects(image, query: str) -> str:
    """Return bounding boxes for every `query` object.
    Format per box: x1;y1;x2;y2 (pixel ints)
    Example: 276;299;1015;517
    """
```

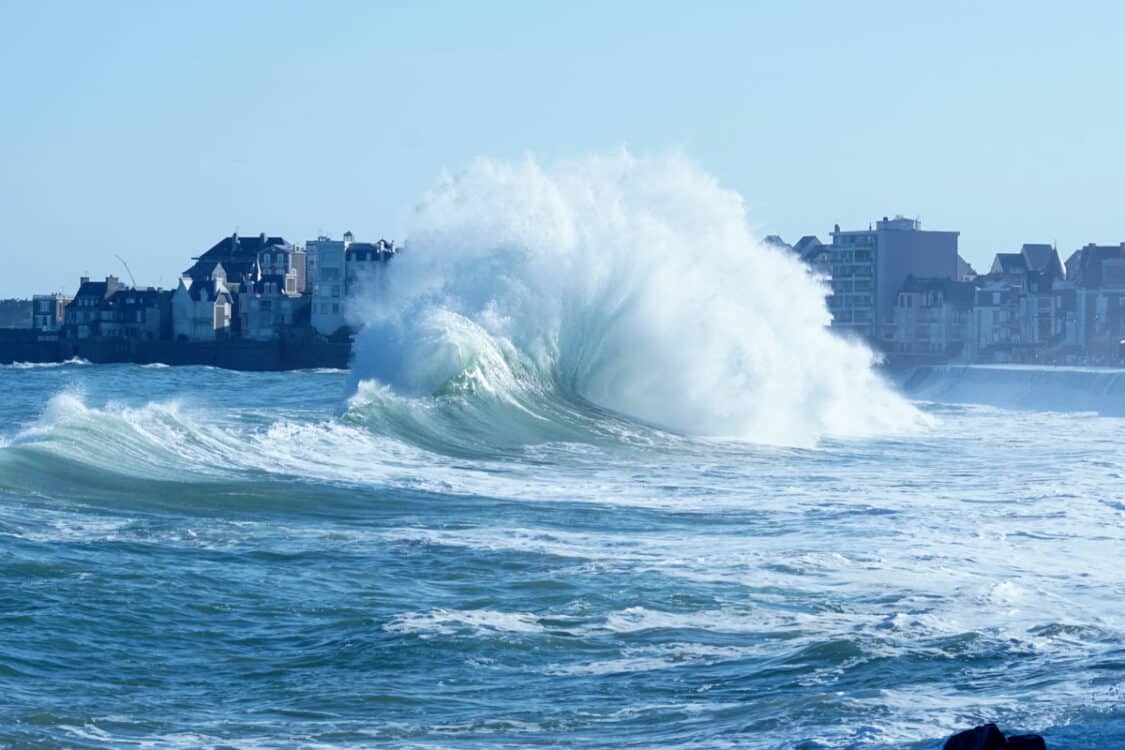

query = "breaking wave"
2;357;90;369
350;152;921;447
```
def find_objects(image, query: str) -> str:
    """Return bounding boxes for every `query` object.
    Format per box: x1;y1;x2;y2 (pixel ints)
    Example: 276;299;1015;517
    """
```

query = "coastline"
0;328;351;371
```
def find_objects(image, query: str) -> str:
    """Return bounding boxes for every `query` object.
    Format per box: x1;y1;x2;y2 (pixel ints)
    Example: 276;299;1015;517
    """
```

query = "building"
989;243;1064;288
172;272;233;341
1017;276;1079;355
32;293;72;333
892;276;975;359
972;278;1022;360
240;274;310;341
1061;243;1125;357
345;238;396;292
307;233;350;336
63;276;121;339
827;216;959;348
99;288;172;341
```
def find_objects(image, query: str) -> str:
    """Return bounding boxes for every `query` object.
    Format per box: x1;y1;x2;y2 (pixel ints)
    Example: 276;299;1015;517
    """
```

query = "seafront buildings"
20;230;396;347
8;218;1125;367
773;216;1125;365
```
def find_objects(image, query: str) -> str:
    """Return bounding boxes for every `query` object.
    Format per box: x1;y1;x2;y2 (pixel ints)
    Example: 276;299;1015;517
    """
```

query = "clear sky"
2;0;1124;297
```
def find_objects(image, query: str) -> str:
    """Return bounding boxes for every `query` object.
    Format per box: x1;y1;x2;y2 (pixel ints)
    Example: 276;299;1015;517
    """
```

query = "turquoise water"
1;362;1123;749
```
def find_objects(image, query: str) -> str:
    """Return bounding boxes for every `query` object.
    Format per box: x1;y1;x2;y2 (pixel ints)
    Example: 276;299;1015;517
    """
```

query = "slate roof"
1020;243;1064;279
792;235;825;263
1065;244;1125;287
185;233;289;280
72;281;109;301
991;253;1028;275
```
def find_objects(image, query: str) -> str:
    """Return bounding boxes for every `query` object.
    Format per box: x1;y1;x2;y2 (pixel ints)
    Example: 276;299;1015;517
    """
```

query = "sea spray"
350;152;923;446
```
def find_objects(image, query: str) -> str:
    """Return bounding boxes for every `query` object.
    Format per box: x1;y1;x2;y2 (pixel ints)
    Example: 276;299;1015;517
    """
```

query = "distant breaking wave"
2;357;91;369
349;152;922;447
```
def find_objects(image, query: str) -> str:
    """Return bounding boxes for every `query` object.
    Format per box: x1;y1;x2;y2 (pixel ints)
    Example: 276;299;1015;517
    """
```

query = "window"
332;303;340;314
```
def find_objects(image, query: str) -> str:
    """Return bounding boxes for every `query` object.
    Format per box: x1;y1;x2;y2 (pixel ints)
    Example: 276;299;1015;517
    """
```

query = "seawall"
0;330;351;371
895;363;1125;415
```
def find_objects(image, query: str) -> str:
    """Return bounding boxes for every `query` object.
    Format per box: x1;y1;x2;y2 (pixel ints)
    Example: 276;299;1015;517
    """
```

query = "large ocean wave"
348;152;922;447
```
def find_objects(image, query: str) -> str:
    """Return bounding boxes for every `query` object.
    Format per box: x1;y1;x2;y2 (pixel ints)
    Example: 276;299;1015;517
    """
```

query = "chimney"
80;276;90;285
105;275;120;297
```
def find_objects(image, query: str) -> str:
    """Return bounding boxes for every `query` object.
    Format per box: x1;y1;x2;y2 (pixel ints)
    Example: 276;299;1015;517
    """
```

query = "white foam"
383;608;544;636
3;357;91;369
349;152;925;447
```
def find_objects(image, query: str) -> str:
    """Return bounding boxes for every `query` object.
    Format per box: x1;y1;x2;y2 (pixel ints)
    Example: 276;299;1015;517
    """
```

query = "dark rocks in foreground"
945;723;1047;749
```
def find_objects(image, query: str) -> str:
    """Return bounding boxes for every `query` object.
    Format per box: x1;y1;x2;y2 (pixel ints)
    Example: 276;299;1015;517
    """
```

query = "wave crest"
350;152;921;446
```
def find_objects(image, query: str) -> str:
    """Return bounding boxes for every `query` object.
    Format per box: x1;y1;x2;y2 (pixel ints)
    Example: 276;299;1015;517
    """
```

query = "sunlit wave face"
348;152;925;447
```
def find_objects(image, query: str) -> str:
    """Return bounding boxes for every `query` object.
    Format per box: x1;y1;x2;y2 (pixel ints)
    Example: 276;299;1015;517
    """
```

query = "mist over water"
350;153;921;446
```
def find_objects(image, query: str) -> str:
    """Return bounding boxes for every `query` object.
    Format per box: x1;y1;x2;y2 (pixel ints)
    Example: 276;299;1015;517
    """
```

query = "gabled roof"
1065;243;1125;287
180;278;230;303
991;253;1027;275
793;235;825;262
1019;243;1064;278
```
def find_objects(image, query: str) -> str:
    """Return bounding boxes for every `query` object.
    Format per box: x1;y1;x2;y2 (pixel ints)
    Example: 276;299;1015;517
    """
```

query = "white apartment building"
307;232;350;336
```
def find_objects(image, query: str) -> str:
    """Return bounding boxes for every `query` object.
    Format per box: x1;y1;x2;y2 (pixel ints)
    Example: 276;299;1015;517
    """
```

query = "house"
892;276;975;359
1061;243;1125;357
346;239;396;291
63;276;121;339
989;243;1064;287
306;233;397;337
32;293;72;334
240;274;310;341
972;279;1022;361
172;273;233;341
99;288;172;341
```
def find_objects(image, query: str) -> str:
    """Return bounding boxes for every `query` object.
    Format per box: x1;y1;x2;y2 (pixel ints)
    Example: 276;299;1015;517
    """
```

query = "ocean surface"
1;361;1123;749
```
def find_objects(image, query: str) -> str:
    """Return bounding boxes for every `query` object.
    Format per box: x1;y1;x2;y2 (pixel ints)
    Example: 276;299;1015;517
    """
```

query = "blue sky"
2;1;1124;297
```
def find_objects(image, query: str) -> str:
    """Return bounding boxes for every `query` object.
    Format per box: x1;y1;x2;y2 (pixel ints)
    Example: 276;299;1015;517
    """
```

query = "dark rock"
1007;736;1046;750
943;723;1008;750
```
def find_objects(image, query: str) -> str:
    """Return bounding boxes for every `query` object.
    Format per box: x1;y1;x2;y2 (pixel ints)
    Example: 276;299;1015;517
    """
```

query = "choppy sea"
1;361;1123;749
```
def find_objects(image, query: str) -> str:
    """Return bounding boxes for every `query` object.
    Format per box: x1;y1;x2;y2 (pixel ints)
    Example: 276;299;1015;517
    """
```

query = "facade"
1061;244;1125;357
63;276;121;339
307;233;349;336
307;232;399;337
172;274;233;341
346;239;396;292
827;216;959;348
241;274;310;341
972;279;1022;359
892;276;975;359
99;288;172;341
33;293;72;333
